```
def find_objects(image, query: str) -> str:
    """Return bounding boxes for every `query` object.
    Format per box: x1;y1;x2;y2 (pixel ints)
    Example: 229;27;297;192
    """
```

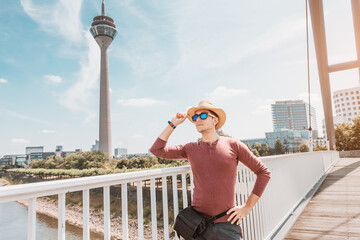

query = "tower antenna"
102;0;105;16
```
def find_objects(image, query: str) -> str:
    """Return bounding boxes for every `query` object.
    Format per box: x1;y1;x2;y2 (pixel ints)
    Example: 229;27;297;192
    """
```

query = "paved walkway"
285;158;360;240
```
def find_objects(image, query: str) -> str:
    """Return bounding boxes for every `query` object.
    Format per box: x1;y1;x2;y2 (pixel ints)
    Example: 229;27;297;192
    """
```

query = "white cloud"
44;75;62;84
11;138;30;144
120;0;153;26
117;98;161;107
206;86;249;101
164;2;306;82
58;32;100;121
298;92;322;105
21;0;99;122
20;0;83;43
251;98;275;115
42;129;56;134
4;58;15;64
0;78;8;84
131;134;144;139
1;109;46;123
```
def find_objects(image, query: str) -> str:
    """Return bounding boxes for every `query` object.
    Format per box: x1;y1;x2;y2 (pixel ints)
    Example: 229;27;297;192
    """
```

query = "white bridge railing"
0;150;339;240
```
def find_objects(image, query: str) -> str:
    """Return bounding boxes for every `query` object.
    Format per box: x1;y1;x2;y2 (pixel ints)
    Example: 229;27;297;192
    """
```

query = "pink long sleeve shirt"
150;136;271;223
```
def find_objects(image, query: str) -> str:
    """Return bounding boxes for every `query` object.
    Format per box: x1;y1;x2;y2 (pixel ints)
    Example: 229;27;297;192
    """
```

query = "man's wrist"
168;121;176;129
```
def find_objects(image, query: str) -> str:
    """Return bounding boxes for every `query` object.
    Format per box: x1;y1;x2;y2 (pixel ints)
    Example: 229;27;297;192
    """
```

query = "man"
150;100;271;240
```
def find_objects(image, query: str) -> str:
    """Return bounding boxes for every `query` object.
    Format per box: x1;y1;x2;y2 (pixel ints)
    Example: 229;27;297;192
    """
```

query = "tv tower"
90;0;117;157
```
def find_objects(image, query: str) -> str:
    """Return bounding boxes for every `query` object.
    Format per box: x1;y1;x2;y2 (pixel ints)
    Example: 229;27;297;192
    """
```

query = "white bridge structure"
0;151;339;240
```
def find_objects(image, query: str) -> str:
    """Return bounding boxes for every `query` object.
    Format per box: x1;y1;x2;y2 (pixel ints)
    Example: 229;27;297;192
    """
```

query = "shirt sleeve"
150;137;188;160
236;140;271;197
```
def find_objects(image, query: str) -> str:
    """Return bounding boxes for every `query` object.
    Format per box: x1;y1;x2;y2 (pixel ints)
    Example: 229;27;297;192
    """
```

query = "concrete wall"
339;150;360;158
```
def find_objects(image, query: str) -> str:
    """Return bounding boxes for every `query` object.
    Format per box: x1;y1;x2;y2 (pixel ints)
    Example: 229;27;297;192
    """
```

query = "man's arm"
159;112;187;141
150;112;188;159
226;140;271;225
227;193;260;225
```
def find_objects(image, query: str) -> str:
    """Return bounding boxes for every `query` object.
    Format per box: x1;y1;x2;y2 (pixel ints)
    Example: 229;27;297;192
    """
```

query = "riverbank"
1;178;169;239
0;178;9;186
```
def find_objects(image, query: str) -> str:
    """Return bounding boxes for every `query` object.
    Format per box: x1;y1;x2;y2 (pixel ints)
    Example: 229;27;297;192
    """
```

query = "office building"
265;130;305;152
26;146;44;155
240;138;267;148
0;155;14;165
271;100;318;138
56;145;63;152
332;87;360;123
91;140;99;151
114;148;127;156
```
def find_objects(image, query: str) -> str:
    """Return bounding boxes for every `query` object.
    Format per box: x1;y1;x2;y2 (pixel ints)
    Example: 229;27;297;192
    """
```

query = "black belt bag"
174;206;230;240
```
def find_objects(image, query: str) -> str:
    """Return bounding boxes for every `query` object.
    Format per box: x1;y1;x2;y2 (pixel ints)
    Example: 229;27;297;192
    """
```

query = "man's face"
193;109;219;133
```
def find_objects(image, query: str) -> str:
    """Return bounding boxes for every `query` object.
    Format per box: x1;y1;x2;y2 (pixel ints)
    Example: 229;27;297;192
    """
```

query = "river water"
0;202;103;240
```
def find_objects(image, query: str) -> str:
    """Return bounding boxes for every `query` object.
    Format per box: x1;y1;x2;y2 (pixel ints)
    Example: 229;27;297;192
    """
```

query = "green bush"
116;156;188;169
29;151;109;170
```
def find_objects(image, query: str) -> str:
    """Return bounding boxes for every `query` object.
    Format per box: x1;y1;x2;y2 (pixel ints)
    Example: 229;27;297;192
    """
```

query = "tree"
313;145;328;151
251;149;260;157
253;142;263;156
351;116;360;150
335;122;353;151
218;130;232;138
274;139;284;155
246;143;252;151
30;151;109;170
283;139;289;153
299;144;309;152
262;144;272;156
116;158;130;169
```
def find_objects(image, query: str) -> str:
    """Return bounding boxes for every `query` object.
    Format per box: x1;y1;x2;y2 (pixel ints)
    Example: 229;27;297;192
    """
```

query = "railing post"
122;183;129;240
103;186;110;240
83;189;90;240
58;193;66;240
150;178;157;240
162;176;169;240
27;198;36;240
172;174;179;240
137;181;144;240
181;174;188;208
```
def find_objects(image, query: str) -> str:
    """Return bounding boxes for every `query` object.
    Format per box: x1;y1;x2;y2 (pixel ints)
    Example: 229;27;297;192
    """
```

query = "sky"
1;0;359;156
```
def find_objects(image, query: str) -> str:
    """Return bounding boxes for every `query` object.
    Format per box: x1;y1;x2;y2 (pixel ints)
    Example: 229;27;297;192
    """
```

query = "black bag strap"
205;206;233;224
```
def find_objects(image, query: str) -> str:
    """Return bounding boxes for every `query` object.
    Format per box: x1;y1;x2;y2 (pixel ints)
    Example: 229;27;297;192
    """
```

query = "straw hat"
187;100;226;130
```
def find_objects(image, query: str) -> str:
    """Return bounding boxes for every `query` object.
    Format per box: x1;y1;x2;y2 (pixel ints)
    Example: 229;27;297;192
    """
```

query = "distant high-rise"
271;100;318;138
332;87;360;123
91;140;100;151
114;148;127;156
26;146;44;155
90;0;117;157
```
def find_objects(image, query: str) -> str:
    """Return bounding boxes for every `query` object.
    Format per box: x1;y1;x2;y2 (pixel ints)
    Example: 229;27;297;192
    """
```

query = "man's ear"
214;117;219;125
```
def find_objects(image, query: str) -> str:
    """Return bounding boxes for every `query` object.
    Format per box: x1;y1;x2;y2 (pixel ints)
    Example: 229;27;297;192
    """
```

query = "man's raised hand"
171;112;188;126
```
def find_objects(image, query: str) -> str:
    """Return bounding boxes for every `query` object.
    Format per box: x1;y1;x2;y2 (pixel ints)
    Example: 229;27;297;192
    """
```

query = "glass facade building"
114;148;128;156
271;100;318;139
240;138;267;148
265;130;304;151
26;146;44;155
91;140;99;151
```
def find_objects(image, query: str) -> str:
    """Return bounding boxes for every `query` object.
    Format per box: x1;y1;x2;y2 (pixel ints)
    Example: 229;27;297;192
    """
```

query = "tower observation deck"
90;0;117;40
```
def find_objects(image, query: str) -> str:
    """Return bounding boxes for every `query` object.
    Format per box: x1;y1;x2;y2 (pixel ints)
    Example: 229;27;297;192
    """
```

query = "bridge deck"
285;157;360;240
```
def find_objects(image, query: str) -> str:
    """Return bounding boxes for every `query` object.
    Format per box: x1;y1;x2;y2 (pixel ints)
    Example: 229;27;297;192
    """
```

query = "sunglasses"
192;112;216;122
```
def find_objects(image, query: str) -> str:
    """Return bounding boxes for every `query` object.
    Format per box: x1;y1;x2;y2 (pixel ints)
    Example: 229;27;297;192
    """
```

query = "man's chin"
196;127;205;133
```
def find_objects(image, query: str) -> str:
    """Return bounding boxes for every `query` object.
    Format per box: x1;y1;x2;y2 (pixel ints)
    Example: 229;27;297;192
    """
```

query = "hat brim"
187;106;226;130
